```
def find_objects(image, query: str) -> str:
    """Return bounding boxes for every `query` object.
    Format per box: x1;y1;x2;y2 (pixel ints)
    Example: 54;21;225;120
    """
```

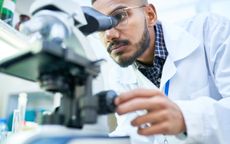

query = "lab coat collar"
161;22;200;62
159;22;201;88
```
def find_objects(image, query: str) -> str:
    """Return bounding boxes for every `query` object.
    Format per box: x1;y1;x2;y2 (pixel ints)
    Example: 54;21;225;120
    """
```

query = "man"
92;0;230;143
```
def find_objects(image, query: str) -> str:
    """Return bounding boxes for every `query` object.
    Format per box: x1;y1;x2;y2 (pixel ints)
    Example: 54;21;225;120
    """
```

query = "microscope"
0;0;129;143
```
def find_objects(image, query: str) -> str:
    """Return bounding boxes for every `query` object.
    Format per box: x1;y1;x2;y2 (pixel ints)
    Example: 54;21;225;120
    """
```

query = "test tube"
18;93;28;129
12;109;21;133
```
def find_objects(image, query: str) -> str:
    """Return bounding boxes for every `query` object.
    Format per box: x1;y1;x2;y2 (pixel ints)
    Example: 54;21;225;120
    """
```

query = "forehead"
93;0;141;14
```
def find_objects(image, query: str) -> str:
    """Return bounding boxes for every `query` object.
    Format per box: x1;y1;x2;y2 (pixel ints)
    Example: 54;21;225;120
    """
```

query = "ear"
144;4;158;27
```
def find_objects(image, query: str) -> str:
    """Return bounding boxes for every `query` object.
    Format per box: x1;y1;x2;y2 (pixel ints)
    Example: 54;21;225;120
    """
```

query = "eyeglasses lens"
111;9;128;28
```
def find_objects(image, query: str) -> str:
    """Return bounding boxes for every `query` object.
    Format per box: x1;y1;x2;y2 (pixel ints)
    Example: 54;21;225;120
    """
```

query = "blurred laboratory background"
0;0;230;118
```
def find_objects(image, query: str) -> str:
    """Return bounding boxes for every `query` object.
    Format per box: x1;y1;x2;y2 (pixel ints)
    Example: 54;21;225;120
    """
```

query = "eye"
111;10;127;23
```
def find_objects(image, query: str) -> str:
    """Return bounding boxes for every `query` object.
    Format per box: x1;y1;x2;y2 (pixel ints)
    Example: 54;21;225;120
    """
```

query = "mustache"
107;39;130;53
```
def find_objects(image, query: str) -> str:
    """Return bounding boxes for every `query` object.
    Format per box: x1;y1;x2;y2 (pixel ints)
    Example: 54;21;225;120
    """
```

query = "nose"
105;28;120;42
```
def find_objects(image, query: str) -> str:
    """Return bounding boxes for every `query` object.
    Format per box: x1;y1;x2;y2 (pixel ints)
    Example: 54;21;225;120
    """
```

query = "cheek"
99;33;108;47
124;18;145;45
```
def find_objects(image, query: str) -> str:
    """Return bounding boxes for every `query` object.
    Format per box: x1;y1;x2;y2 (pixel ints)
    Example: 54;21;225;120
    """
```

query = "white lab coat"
108;13;230;144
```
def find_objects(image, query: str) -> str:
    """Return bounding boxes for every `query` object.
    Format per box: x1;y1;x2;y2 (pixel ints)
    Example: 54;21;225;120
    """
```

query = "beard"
108;23;151;67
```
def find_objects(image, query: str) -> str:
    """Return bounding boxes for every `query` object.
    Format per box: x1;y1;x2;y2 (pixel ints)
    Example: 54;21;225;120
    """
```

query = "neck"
137;27;155;65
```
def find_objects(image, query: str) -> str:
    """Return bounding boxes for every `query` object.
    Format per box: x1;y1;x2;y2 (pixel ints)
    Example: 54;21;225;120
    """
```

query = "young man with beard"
92;0;230;143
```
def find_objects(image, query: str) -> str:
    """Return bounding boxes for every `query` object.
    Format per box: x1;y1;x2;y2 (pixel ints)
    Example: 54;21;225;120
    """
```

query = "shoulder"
106;63;138;92
109;64;137;83
178;13;230;34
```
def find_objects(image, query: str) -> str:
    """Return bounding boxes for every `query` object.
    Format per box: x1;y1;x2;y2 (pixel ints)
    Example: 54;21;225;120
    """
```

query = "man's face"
93;0;151;67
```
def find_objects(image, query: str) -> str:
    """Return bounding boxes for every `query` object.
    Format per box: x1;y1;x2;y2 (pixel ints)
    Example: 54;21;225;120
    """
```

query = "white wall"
149;0;230;23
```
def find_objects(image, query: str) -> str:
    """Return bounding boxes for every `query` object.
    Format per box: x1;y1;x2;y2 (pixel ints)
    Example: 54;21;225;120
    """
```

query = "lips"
107;40;130;53
111;43;127;52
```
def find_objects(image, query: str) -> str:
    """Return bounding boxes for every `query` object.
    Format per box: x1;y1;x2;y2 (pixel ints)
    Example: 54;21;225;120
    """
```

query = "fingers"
131;110;168;127
130;101;186;135
131;110;176;135
131;110;170;135
116;96;168;115
114;88;186;135
115;88;163;105
137;122;170;135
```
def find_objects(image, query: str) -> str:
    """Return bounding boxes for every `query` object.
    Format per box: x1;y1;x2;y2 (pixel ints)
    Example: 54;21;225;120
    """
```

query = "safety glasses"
110;5;146;29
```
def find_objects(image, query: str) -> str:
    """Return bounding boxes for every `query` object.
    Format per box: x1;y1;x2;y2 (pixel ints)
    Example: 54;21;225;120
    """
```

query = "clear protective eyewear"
109;5;146;29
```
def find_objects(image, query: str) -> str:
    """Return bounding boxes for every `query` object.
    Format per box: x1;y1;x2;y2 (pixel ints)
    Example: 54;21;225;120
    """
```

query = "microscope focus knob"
96;90;117;115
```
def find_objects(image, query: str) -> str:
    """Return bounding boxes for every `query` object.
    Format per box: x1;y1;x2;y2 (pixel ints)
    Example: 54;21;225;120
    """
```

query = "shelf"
0;19;30;50
0;20;31;59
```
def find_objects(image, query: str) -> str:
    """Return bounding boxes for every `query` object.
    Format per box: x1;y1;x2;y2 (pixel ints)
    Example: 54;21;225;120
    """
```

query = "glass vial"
0;0;16;26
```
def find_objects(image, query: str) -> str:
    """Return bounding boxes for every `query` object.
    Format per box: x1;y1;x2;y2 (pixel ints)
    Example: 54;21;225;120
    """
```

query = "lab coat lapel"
160;55;177;90
160;22;200;89
162;22;200;62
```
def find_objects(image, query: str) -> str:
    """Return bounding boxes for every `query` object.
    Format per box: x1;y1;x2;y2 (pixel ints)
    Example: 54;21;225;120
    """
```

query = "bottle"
0;0;4;13
0;0;16;26
15;14;30;30
0;118;8;143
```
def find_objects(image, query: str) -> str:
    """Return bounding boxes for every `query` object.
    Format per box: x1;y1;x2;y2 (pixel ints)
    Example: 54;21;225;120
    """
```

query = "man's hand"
115;88;186;136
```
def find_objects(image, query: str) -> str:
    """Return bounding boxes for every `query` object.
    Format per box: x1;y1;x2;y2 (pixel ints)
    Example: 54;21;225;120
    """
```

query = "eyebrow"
108;5;127;15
